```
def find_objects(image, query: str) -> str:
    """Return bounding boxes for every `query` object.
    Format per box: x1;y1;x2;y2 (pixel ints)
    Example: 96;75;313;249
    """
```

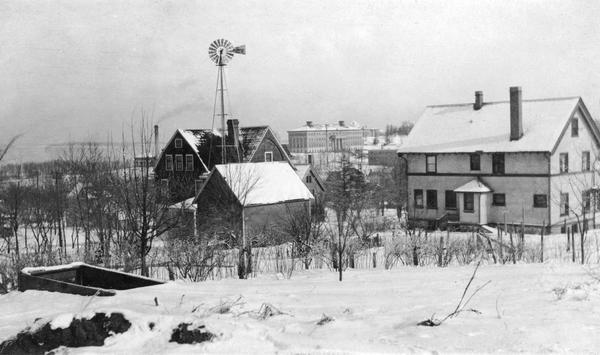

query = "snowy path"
1;263;599;353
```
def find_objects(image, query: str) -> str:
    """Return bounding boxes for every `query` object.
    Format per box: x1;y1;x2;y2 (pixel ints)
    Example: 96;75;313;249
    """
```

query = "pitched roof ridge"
427;96;580;108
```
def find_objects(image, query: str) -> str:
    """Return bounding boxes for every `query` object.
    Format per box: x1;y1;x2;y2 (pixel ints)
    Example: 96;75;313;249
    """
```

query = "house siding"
549;107;600;230
406;152;551;227
249;130;288;163
154;131;206;201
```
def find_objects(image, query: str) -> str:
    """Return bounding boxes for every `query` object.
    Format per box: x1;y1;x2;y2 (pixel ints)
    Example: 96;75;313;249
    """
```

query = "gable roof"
194;162;314;206
398;97;600;154
240;126;292;164
294;164;325;191
454;178;492;193
157;125;292;172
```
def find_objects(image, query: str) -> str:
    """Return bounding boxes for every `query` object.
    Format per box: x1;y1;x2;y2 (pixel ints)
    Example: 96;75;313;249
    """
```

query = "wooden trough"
18;262;164;296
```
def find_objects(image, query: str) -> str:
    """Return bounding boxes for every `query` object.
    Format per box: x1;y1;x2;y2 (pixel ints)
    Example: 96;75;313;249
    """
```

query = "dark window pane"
445;190;457;209
470;154;480;171
464;192;474;212
492;193;505;206
533;194;548;208
492;153;504;174
426;190;437;209
572;118;579;137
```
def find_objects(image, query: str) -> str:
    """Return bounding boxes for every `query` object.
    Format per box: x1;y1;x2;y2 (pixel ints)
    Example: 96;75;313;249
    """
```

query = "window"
560;193;569;216
572;118;579;137
464;192;474;212
414;189;424;209
264;151;273;162
492;153;504;174
185;154;194;171
308;154;313;164
583;190;591;212
445;190;457;210
175;154;183;171
165;155;173;171
492;193;506;206
533;194;548;208
470;153;480;171
175;138;183;148
306;175;312;183
426;190;437;209
559;153;569;173
582;151;590;171
426;155;437;173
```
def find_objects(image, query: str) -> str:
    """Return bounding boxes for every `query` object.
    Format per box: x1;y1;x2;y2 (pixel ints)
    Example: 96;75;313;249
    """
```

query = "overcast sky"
2;0;600;163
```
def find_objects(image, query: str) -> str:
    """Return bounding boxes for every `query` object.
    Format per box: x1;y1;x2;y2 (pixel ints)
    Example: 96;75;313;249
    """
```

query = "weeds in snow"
418;261;491;326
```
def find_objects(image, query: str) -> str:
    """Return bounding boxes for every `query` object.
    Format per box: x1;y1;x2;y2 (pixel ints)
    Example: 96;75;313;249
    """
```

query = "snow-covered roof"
203;162;314;206
294;164;311;178
454;179;492;193
398;97;584;153
169;197;196;211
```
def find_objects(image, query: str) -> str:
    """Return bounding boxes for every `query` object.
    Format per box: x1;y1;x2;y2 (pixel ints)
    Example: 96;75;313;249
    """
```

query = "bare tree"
324;158;372;281
113;114;185;276
281;199;326;271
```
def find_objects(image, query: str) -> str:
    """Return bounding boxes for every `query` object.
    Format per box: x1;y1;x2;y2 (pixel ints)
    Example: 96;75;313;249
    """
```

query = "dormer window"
175;138;183;148
571;118;579;137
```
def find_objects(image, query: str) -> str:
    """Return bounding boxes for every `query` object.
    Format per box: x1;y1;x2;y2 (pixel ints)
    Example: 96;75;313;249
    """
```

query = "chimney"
338;120;345;127
306;120;313;127
473;91;484;110
154;124;159;158
227;119;240;147
510;86;523;141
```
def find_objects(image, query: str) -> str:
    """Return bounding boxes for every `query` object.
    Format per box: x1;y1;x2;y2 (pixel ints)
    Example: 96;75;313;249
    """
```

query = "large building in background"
287;121;368;171
398;87;600;233
288;121;364;154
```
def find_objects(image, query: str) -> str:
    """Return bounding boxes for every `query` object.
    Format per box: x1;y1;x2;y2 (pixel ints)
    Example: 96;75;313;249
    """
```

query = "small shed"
194;162;314;242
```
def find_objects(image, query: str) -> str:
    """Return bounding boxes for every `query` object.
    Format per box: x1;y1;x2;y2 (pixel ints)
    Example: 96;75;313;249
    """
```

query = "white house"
398;87;600;233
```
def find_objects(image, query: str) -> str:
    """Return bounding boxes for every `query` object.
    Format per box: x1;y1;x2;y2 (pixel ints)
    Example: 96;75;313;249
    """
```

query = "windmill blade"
232;45;246;55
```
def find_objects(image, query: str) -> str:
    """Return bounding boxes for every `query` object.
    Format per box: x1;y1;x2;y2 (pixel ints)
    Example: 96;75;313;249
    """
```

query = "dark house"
154;119;292;201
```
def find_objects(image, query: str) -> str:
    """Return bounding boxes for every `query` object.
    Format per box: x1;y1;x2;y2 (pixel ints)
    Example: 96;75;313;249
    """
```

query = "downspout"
397;153;409;217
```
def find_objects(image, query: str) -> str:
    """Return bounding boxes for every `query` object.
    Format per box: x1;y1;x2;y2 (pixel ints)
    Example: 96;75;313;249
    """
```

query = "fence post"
581;228;585;265
438;235;444;267
570;227;575;263
498;227;504;263
540;222;544;263
372;252;377;268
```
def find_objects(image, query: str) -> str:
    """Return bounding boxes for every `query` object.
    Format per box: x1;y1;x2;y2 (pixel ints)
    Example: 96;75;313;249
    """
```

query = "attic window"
571;118;579;137
264;151;273;162
175;138;183;148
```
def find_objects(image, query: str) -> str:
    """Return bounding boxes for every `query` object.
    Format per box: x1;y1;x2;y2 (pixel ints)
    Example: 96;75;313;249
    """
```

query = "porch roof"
454;179;492;193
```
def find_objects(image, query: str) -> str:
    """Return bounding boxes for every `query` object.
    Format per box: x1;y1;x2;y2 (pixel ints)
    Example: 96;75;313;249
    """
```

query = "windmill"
208;39;246;164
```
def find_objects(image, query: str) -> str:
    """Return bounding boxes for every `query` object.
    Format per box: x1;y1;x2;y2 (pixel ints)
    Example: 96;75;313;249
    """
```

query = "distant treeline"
384;122;414;138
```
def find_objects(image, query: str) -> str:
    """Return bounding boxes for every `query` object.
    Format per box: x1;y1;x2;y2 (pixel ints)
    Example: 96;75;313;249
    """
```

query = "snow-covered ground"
2;263;600;353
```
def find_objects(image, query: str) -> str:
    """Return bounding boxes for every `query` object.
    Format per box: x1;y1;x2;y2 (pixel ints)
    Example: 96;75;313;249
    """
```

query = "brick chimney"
227;119;240;147
473;91;483;110
510;86;523;141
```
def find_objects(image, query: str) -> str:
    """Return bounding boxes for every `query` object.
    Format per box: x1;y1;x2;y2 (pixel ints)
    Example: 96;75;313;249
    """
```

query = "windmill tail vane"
233;45;246;55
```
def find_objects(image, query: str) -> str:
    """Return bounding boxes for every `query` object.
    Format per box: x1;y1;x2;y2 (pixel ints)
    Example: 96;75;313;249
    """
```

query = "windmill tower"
208;39;246;164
